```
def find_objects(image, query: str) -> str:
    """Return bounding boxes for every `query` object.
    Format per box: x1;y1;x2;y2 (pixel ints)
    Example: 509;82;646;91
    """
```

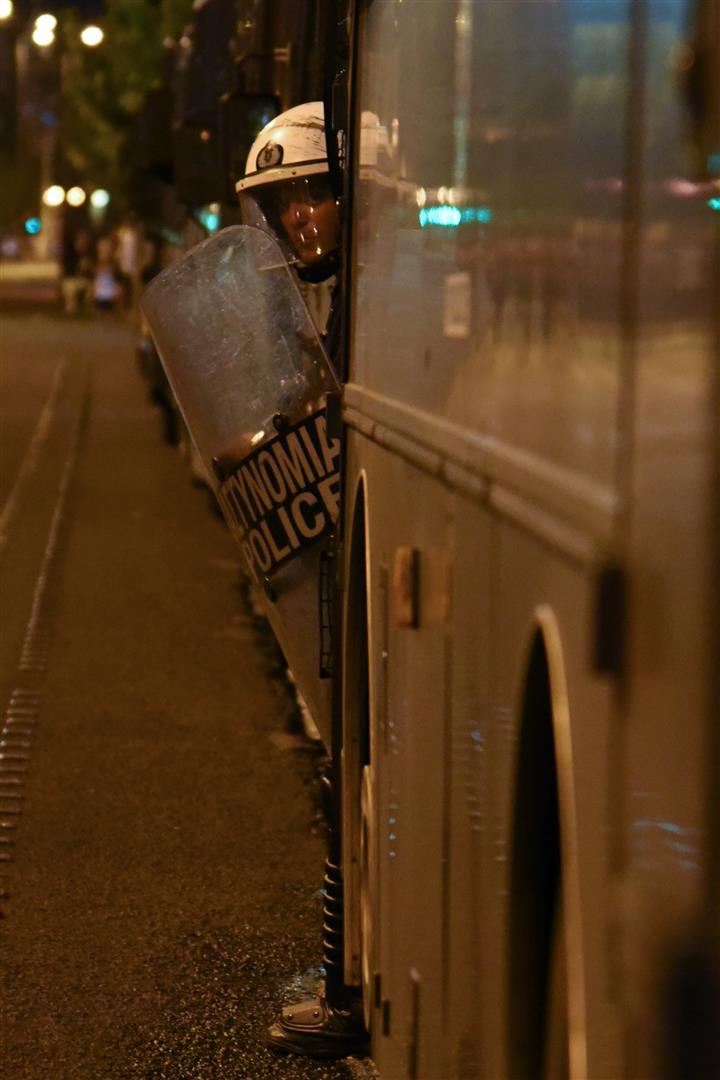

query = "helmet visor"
238;175;339;267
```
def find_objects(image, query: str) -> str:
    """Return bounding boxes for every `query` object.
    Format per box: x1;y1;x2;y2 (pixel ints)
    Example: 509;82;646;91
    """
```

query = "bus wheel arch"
506;606;586;1080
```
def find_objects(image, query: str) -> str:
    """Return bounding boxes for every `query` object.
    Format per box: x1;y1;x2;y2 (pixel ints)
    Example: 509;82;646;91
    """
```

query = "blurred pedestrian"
93;235;121;312
60;227;95;316
140;234;163;286
115;213;142;309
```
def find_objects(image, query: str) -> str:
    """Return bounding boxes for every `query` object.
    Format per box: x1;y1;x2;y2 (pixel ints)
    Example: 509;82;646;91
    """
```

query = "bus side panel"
489;523;618;1080
345;433;620;1078
348;429;451;1079
620;1;719;1072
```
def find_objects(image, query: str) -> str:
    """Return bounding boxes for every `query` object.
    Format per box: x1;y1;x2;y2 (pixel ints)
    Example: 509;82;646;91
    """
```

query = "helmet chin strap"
296;248;341;284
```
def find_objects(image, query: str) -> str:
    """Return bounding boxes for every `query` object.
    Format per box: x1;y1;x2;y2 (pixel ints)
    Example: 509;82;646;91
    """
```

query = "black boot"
265;853;369;1058
266;765;369;1059
266;994;368;1059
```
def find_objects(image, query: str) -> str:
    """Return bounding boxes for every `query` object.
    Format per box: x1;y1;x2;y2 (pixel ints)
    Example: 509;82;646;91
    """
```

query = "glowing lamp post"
89;188;110;223
80;25;104;48
0;1;14;22
90;189;110;209
32;25;54;47
66;186;87;207
36;185;63;259
42;184;65;207
32;14;57;47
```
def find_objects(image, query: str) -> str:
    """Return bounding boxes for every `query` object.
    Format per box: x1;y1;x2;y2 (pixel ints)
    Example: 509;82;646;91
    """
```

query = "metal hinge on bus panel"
593;562;627;677
392;547;420;629
381;997;391;1037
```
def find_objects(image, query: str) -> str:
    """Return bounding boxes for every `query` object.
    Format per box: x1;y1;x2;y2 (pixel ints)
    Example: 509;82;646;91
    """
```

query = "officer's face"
277;178;340;264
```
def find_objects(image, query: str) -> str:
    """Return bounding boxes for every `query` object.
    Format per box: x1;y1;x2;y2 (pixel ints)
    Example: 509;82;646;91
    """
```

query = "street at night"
2;1;718;1077
0;308;375;1080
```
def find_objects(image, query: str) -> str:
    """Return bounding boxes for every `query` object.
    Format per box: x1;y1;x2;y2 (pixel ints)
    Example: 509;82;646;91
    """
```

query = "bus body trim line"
343;384;617;542
489;485;597;567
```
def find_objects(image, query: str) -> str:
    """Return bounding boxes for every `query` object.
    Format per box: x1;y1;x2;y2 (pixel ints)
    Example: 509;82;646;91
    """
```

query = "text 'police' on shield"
218;410;340;578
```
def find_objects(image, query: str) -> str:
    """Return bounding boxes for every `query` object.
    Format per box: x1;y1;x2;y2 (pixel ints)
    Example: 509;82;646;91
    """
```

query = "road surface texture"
0;312;377;1080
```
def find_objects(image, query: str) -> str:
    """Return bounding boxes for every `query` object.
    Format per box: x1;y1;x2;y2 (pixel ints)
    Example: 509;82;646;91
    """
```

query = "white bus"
337;1;719;1077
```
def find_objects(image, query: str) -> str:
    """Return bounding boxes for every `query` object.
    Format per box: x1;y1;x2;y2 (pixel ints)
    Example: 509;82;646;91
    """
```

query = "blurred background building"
0;1;340;267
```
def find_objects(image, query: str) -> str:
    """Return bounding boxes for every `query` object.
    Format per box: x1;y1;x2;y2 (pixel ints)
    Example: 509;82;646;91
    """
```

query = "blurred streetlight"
33;15;57;46
32;25;55;48
35;14;57;32
66;185;86;207
80;25;104;48
0;1;14;23
90;188;110;208
42;184;65;207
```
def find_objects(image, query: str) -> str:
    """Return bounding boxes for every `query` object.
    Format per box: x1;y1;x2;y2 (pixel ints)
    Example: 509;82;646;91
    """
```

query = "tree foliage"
60;0;195;206
161;0;199;40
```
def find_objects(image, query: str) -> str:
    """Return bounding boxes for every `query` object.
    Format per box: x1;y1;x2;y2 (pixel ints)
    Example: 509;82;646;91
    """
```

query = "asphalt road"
0;311;375;1080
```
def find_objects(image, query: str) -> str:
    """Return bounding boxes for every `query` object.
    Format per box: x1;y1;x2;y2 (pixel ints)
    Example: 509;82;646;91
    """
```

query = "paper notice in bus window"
443;272;471;339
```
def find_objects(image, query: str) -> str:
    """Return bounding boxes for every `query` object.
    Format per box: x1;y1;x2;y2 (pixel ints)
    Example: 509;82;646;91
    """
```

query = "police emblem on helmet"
257;142;284;170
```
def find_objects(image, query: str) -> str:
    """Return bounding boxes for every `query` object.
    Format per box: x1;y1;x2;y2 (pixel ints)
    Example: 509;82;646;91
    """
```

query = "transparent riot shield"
141;226;340;744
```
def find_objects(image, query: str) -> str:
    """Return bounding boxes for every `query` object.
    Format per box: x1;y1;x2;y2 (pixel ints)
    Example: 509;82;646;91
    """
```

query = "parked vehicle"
144;1;720;1076
338;2;719;1076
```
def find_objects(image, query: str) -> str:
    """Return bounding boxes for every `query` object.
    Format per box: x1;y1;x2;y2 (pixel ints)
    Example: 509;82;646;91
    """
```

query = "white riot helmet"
236;101;340;281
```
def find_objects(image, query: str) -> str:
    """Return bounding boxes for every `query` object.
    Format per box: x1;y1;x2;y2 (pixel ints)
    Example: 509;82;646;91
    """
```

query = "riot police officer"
236;103;366;1059
236;102;343;359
